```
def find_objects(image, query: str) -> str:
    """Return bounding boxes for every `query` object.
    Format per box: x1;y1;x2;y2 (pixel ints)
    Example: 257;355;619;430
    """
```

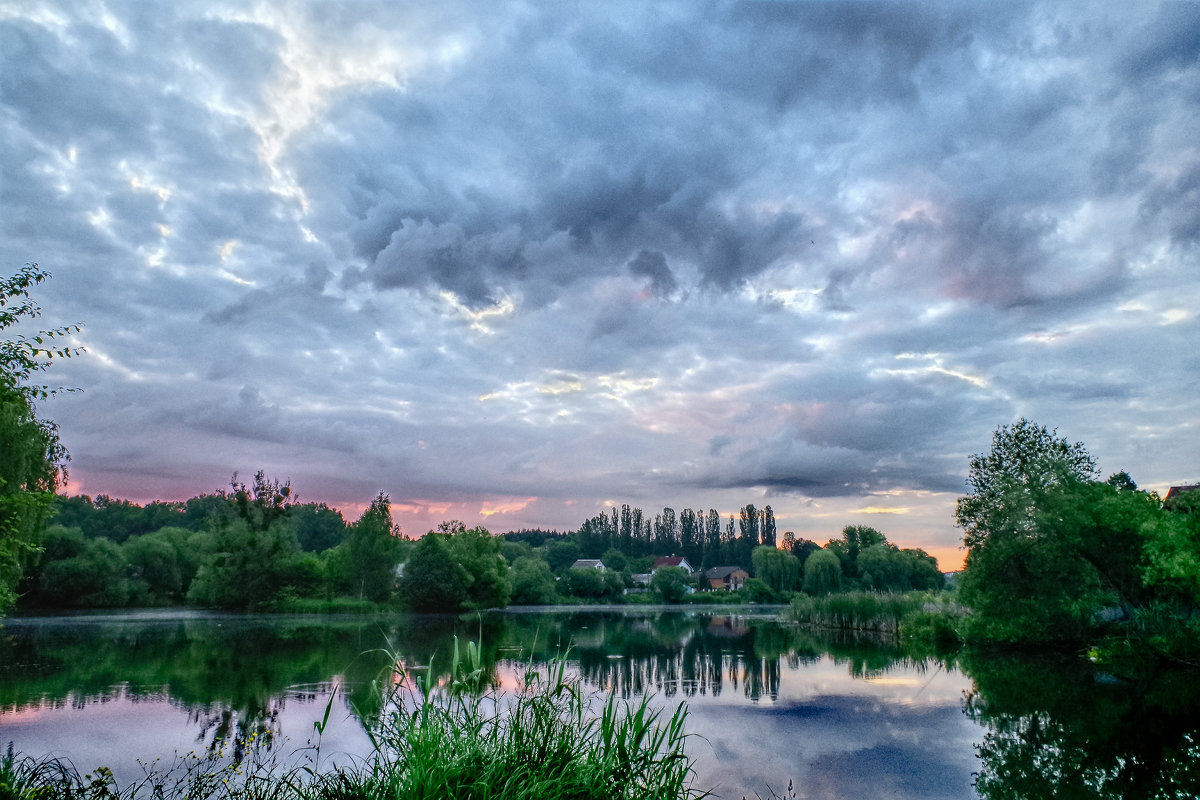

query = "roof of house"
1164;484;1200;501
704;566;748;579
652;556;689;569
571;559;605;570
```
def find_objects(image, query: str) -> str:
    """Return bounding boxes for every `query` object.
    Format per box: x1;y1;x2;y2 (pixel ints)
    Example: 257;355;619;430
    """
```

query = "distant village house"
704;566;749;591
651;555;695;574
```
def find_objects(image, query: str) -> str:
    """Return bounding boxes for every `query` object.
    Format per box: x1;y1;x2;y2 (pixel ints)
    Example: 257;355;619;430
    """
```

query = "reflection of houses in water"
568;617;781;703
706;615;750;639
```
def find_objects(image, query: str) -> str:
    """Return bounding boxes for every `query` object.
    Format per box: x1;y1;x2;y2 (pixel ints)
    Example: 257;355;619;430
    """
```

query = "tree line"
9;476;943;612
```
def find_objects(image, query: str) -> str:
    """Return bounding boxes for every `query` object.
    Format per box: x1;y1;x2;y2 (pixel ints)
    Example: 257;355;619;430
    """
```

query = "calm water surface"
1;608;1197;799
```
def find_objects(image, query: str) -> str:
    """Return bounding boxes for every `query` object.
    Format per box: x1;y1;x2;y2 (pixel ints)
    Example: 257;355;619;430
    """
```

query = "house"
1164;484;1199;503
570;559;606;571
624;572;654;594
704;566;749;591
651;555;695;574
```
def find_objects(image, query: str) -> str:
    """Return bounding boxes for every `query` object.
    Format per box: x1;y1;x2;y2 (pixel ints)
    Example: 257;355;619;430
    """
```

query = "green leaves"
1;264;84;401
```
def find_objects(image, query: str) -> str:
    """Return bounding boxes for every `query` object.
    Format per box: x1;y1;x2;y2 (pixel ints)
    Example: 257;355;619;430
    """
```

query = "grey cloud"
627;250;676;297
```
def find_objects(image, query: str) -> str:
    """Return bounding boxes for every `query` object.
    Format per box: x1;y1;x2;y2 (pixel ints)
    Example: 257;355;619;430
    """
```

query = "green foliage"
291;503;347;552
801;549;841;596
1140;495;1200;606
37;536;130;608
956;418;1097;550
825;525;886;583
561;566;620;600
500;539;535;564
650;566;690;604
750;545;800;594
740;577;777;603
397;533;470;612
0;309;70;610
509;556;558;605
543;539;581;573
1;264;84;399
953;421;1191;647
958;528;1101;645
600;547;628;572
123;532;185;605
344;492;404;602
186;518;304;610
444;524;511;609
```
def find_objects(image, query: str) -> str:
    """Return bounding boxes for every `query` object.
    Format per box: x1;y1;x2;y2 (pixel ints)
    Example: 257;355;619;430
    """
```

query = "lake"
1;607;1197;799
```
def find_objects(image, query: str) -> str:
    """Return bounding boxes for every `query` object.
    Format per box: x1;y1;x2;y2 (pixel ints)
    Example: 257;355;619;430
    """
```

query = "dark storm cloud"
3;1;1198;550
627;250;677;297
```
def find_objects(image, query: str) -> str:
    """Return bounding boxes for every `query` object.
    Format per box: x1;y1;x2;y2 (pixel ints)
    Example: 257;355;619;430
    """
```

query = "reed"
788;591;964;643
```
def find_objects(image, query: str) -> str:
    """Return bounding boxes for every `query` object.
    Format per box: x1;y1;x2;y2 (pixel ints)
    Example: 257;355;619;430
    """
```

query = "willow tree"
0;264;82;610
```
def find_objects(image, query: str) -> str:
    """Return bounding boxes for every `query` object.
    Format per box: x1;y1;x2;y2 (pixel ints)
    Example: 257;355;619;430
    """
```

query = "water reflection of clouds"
683;662;980;800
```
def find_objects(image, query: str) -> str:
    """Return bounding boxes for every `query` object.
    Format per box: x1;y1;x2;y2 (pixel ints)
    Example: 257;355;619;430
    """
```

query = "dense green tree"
678;508;700;567
740;577;777;603
187;518;303;610
651;566;690;604
397;533;469;612
956;418;1097;550
751;545;799;594
897;547;945;591
543;539;581;573
856;543;909;592
500;539;535;565
561;566;620;599
825;525;887;583
1141;490;1200;606
509;556;557;605
343;492;404;601
291;502;347;552
802;549;841;596
599;547;628;572
1037;479;1159;612
761;505;777;548
703;509;721;569
39;537;129;607
954;422;1156;644
124;532;185;604
444;524;511;609
782;532;822;565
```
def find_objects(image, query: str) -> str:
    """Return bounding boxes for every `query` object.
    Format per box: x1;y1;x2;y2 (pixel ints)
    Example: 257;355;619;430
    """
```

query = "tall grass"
0;639;706;800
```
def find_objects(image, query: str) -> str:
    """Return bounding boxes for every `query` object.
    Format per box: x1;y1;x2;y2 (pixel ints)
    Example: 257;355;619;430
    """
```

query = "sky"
3;1;1199;570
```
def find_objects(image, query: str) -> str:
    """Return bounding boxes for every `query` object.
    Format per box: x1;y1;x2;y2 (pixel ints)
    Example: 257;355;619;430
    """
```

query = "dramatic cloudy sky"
3;1;1199;568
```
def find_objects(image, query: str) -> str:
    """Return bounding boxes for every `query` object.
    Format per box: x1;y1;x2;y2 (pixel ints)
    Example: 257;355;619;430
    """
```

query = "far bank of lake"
1;607;1197;799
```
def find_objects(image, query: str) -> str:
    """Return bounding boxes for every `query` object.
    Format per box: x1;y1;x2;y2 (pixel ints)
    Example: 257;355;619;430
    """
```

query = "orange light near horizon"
925;545;966;573
480;497;538;517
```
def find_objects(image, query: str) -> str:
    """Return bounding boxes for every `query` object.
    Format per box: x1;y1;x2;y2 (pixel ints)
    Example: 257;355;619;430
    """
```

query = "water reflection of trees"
2;610;954;758
492;612;807;702
962;651;1200;800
